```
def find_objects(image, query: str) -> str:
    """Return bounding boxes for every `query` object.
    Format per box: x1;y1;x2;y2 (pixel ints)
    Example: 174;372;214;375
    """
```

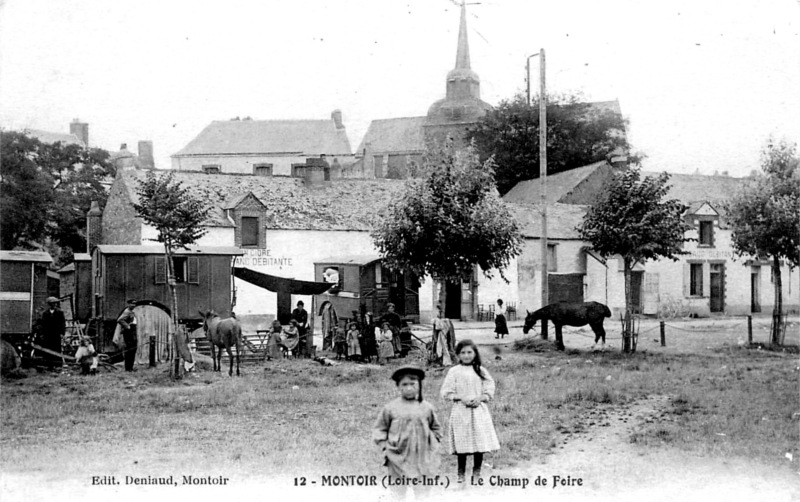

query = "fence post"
660;321;666;347
747;315;752;346
149;335;156;367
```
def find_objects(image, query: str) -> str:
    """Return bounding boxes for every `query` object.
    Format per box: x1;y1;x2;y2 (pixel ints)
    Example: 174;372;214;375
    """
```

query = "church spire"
455;2;471;70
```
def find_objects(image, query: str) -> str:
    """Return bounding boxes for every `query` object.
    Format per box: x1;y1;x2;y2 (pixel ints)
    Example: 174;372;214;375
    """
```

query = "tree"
468;93;638;195
578;167;690;352
133;171;210;377
724;138;800;345
371;140;523;309
0;130;114;264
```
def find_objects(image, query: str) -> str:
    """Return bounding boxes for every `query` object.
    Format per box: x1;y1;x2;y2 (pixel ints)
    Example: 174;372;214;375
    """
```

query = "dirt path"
473;394;800;502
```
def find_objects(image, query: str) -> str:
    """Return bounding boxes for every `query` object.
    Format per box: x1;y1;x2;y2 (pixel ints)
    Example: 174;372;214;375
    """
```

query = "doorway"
445;281;461;320
750;266;761;313
710;263;725;313
630;271;644;314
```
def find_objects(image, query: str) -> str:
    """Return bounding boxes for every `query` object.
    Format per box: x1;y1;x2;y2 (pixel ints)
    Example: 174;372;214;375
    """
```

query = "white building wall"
171;154;355;176
587;221;800;317
232;229;378;323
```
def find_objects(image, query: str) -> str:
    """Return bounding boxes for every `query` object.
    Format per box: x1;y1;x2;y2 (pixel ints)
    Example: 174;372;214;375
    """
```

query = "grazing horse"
523;301;612;351
199;310;242;376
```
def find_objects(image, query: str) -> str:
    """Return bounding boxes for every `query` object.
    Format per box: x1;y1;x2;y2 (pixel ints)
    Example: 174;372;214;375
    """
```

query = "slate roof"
25;129;85;147
355;117;427;155
173;119;352;157
119;170;409;231
506;202;588;240
504;160;609;205
95;245;243;255
644;171;744;207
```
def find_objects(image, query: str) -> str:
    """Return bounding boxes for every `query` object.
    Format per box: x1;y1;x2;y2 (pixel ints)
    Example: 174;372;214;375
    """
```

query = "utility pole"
533;49;548;312
527;50;549;321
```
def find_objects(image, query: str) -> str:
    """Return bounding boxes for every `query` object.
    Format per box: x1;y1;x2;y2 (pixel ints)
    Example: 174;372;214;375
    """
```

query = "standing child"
494;299;509;339
346;322;361;362
266;320;284;361
333;327;347;360
376;321;395;365
440;339;500;485
373;366;442;500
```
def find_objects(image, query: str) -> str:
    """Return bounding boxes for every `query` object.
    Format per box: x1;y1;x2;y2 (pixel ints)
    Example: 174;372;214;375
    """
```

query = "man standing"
37;297;66;366
117;299;138;372
291;300;309;356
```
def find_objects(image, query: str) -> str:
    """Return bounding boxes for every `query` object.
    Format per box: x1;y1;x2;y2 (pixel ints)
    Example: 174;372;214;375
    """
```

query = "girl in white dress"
440;339;500;485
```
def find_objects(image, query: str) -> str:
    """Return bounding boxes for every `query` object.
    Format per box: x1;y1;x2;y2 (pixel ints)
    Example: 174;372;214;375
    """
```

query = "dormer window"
699;221;714;247
202;165;221;174
253;164;273;177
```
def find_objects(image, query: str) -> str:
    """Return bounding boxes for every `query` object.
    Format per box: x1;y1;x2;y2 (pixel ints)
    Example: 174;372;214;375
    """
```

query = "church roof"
116;169;408;231
24;129;85;147
173;119;352;157
356;117;427;155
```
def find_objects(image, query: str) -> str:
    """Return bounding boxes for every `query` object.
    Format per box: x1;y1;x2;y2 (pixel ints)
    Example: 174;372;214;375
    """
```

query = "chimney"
138;140;155;169
70;118;89;147
303;157;330;188
86;200;102;253
331;109;344;129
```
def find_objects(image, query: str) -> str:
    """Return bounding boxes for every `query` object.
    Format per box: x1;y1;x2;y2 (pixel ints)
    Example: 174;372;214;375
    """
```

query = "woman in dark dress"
494;299;509;339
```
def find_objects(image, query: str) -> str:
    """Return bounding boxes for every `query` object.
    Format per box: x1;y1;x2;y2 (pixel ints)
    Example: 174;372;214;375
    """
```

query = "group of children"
373;340;500;499
333;318;402;364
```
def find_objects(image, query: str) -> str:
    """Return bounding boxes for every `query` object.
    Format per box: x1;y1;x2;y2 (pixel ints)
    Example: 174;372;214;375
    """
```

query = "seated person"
74;337;98;375
282;320;301;357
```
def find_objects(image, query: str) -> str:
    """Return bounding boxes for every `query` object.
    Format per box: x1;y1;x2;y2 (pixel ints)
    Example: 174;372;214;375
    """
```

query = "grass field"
1;322;798;502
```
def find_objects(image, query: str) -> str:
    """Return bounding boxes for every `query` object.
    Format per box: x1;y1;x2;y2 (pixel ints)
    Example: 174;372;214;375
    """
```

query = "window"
253;164;273;177
202;165;221;174
172;257;187;282
690;263;703;296
154;256;198;284
699;221;714;246
241;217;259;247
323;267;343;291
547;244;558;272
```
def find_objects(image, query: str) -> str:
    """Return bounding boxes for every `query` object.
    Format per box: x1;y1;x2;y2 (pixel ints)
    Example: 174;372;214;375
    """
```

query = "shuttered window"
187;257;199;284
154;256;166;284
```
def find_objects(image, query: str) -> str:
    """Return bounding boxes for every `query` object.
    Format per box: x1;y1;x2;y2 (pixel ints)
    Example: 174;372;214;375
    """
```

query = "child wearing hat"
373;366;442;499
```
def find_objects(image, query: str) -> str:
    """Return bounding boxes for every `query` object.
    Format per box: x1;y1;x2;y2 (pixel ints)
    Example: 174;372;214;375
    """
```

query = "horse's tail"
602;303;612;318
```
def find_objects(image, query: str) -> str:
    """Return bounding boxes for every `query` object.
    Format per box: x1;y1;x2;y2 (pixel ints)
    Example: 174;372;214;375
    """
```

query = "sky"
1;0;799;178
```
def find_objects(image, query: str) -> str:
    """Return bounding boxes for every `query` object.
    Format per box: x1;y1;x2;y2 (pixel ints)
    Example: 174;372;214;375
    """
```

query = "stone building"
171;111;354;177
505;163;800;317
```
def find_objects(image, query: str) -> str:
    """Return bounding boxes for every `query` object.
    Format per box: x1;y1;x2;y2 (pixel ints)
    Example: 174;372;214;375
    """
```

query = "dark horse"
199;310;242;376
523;301;612;351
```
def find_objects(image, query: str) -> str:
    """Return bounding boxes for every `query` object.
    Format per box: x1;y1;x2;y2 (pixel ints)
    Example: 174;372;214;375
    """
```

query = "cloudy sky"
1;0;798;178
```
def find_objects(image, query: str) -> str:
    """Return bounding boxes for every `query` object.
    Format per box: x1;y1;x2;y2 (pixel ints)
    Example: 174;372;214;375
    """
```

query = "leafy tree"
468;92;637;195
133;171;210;376
724;138;800;345
578;167;690;352
371;141;523;309
0;130;114;264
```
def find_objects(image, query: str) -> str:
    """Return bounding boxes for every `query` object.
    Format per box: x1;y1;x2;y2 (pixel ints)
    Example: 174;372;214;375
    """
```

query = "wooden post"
660;320;665;347
747;315;753;346
149;335;156;367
